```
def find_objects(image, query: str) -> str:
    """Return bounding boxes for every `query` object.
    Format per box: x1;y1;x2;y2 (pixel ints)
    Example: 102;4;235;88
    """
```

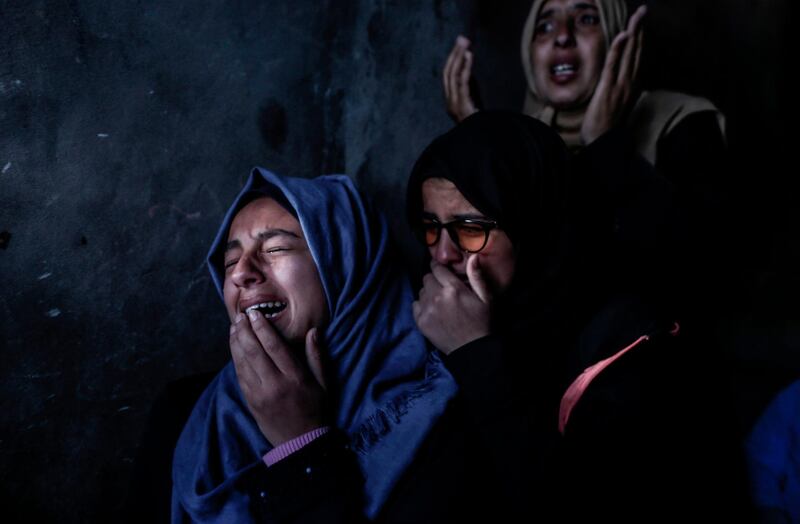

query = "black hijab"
407;111;575;300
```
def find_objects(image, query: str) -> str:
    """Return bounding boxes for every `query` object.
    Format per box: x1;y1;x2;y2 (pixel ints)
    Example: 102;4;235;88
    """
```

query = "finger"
631;11;645;83
625;6;646;75
604;30;629;88
230;317;276;387
458;50;475;112
617;30;636;88
627;5;647;34
444;37;467;104
304;328;327;392
430;261;464;288
595;31;626;98
412;300;422;324
422;271;444;293
443;41;458;101
448;44;467;106
466;254;492;304
246;308;299;376
617;7;646;86
230;321;257;384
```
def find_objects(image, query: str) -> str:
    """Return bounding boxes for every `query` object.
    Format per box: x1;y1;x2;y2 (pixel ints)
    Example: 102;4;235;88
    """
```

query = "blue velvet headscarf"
171;168;457;522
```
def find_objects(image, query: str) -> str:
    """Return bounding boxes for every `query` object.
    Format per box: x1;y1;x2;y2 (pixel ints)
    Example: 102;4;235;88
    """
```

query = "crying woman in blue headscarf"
169;169;458;523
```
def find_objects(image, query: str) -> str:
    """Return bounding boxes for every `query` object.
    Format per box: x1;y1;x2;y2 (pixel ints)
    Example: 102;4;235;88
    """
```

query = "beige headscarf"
520;0;725;163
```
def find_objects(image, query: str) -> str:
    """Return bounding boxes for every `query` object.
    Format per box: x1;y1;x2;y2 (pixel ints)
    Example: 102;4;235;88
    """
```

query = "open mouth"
550;62;577;81
244;301;287;319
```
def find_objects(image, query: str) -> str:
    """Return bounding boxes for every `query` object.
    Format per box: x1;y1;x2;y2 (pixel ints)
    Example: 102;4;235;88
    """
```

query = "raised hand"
443;35;478;123
413;256;492;355
230;312;327;446
581;5;647;145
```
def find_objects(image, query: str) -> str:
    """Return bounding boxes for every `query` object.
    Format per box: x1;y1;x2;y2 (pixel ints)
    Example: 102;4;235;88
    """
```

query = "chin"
542;85;593;111
548;93;588;111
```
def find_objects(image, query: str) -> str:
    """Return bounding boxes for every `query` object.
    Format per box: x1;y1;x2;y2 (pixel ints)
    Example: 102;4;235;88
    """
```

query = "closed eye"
262;247;289;255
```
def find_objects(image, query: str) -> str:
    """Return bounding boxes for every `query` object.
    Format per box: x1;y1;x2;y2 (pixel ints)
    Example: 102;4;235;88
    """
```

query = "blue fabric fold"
172;168;458;522
745;379;800;521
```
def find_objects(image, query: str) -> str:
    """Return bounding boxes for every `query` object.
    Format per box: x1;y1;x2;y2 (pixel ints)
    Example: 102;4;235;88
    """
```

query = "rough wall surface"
0;1;794;522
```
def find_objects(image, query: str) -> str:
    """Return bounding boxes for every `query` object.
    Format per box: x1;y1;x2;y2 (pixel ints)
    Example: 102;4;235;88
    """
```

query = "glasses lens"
422;221;440;246
455;223;487;252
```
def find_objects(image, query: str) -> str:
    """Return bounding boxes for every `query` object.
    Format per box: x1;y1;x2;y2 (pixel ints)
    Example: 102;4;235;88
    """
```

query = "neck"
551;107;585;150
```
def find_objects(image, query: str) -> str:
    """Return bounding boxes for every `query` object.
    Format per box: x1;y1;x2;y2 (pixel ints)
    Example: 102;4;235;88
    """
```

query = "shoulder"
628;90;726;163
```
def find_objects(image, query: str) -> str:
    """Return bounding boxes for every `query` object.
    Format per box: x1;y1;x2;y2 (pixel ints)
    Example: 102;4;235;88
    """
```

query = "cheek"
480;243;517;292
531;44;549;81
488;255;517;291
285;259;327;322
305;270;327;321
222;280;237;321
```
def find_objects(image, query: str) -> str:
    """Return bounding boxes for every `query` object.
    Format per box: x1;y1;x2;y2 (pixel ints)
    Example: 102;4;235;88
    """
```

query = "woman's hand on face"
413;256;492;355
443;35;478;123
230;313;327;446
580;5;647;145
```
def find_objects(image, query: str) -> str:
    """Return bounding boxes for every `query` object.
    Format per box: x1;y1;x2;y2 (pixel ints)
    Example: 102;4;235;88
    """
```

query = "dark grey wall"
0;1;795;522
0;1;461;521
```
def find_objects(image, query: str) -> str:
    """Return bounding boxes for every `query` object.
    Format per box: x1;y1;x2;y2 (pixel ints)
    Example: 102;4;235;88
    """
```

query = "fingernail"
235;312;245;324
247;309;259;322
456;35;469;46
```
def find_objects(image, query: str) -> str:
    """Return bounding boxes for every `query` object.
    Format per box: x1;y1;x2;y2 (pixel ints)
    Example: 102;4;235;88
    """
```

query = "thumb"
305;328;327;391
466;254;492;304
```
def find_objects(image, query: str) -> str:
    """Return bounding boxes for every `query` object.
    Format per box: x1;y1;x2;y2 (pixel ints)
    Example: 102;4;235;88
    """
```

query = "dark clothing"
131;112;743;522
554;297;751;522
130;295;750;524
572;110;732;320
127;369;507;524
243;298;749;523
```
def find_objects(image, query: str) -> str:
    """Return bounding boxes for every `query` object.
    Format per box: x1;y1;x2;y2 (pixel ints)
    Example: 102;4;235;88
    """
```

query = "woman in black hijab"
407;110;749;521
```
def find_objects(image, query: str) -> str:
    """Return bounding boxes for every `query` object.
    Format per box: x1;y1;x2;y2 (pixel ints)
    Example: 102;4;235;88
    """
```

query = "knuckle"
243;343;261;359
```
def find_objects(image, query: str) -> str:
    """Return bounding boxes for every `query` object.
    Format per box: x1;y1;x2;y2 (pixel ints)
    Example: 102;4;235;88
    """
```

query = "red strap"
558;322;680;435
558;335;649;435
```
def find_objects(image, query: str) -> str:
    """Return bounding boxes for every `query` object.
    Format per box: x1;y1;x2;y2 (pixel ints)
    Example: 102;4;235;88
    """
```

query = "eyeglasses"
419;218;499;253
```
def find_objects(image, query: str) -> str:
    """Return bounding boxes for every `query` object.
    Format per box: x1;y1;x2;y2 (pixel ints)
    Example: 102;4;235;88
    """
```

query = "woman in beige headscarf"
443;0;730;318
442;0;725;163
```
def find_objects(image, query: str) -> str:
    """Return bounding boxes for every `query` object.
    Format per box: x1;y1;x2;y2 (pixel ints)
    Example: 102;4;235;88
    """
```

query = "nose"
230;252;266;288
554;18;576;47
430;229;463;266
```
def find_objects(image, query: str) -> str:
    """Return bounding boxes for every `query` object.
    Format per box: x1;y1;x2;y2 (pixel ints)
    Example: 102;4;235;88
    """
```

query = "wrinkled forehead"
226;196;303;242
538;0;599;16
420;177;488;217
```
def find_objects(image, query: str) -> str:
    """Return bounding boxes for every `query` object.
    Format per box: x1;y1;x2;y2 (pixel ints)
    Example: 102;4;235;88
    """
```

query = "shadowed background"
0;0;795;522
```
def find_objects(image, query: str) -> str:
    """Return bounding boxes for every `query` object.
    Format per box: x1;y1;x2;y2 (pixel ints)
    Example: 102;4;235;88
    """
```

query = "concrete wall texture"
0;1;795;522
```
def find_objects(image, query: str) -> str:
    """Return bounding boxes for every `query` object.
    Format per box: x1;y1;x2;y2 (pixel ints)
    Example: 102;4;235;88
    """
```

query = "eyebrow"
225;229;300;252
422;211;490;221
540;2;598;18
